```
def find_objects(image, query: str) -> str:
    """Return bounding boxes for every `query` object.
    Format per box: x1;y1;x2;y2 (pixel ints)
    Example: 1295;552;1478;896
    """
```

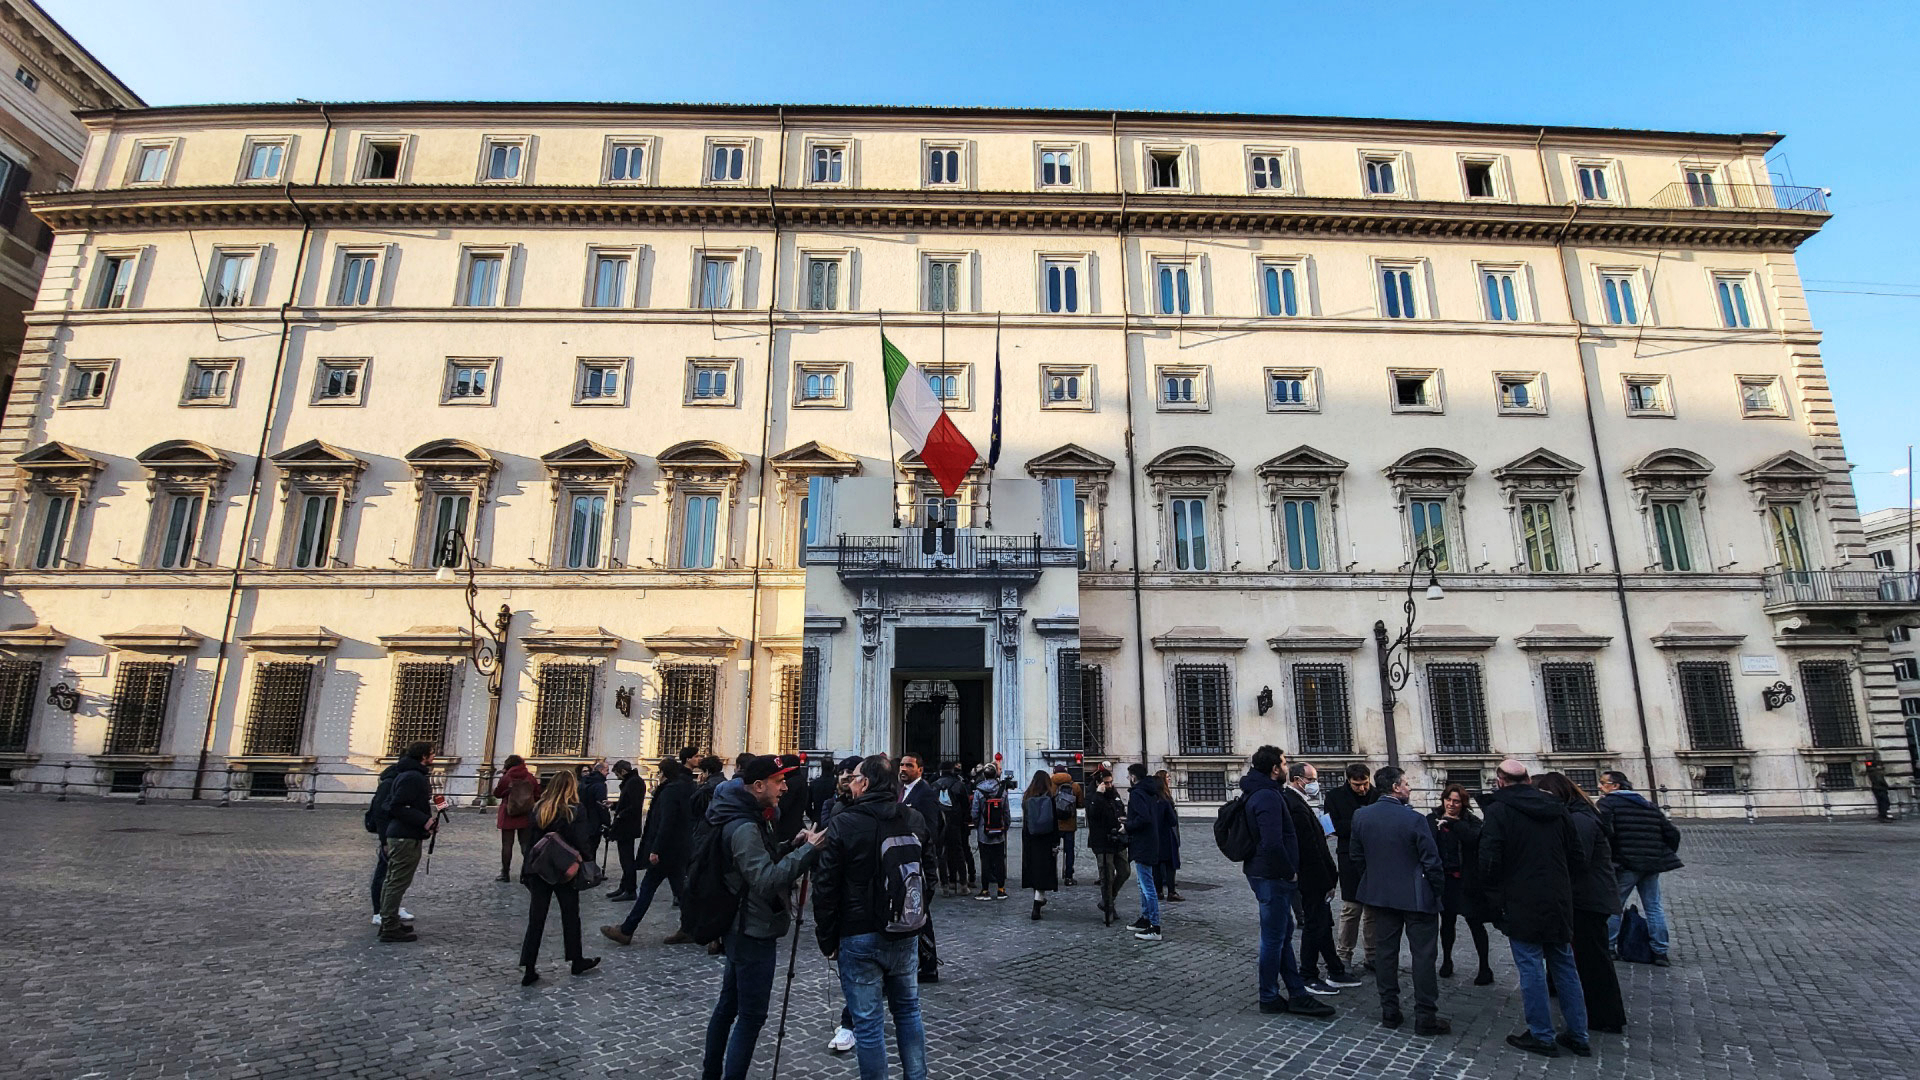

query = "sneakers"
370;909;414;926
1130;916;1151;931
975;889;993;902
1290;996;1335;1018
1555;1032;1592;1057
1302;980;1340;996
995;888;1009;901
1323;974;1363;989
1506;1032;1560;1058
827;1027;856;1053
1257;998;1290;1014
599;925;633;946
1133;924;1162;941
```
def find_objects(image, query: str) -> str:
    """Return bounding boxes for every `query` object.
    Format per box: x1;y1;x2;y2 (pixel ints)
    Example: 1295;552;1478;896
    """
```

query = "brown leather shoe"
599;925;632;946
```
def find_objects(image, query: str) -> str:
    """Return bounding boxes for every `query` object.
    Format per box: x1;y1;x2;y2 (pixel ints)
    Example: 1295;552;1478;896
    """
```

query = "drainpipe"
191;103;334;798
1535;130;1660;793
1110;112;1151;770
740;107;785;753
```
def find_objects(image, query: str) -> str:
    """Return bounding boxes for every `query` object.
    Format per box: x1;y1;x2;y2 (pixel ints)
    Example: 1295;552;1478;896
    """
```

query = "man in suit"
1282;761;1361;995
1349;766;1449;1035
897;752;945;983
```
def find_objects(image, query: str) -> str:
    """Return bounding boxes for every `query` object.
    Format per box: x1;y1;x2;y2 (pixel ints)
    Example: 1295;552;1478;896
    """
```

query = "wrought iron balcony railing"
1762;569;1920;607
1645;182;1829;213
833;532;1043;573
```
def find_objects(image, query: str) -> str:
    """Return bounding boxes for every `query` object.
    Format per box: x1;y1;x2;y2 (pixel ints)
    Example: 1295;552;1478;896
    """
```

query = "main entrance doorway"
894;674;991;772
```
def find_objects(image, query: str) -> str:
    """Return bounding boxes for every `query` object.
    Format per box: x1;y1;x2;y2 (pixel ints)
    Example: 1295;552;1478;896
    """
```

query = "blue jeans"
1134;861;1160;926
1060;830;1076;880
837;932;927;1080
1608;869;1669;956
1510;939;1588;1044
701;931;778;1080
618;862;685;935
1248;877;1308;1002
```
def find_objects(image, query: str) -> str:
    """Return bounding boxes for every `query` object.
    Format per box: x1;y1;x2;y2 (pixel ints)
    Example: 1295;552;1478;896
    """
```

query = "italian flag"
882;333;978;498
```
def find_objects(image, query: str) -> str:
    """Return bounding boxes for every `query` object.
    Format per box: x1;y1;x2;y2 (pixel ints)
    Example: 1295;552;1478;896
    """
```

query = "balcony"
1762;569;1920;624
1646;182;1829;213
831;532;1066;581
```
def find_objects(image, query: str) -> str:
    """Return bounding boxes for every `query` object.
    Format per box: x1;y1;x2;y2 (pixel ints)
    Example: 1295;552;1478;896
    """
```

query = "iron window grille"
1543;662;1604;753
1427;663;1490;754
1800;661;1861;748
1292;663;1353;755
105;661;175;755
1818;761;1856;791
533;663;595;757
0;658;41;753
1444;768;1483;790
1677;661;1743;750
1186;769;1228;802
777;665;802;757
1057;649;1085;750
242;661;316;756
1697;764;1738;793
1081;663;1107;757
1174;663;1231;755
385;662;455;756
798;647;821;749
657;664;717;758
1561;769;1598;794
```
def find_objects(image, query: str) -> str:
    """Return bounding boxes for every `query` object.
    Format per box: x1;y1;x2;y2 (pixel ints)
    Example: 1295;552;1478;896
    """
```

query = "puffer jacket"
1239;770;1299;882
382;757;435;841
814;789;931;952
1086;786;1127;854
1596;789;1683;874
708;778;820;940
1567;801;1622;916
1479;783;1583;944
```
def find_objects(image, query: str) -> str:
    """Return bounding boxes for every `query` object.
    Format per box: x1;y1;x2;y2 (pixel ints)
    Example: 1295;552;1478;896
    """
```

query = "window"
359;138;403;182
1292;664;1352;755
1280;498;1324;571
1248;150;1290;193
1738;376;1786;418
1714;273;1756;328
808;143;846;184
313;358;367;405
686;359;738;406
1697;764;1738;794
385;662;454;756
1266;368;1315;411
442;359;496;405
1599;270;1642;326
480;137;527;182
460;251;505;307
1768;502;1811;572
799;475;831;562
182;359;237;406
336;250;380;305
794;361;847;407
1147;148;1183;190
1427;662;1489;753
241;139;287;182
1037;147;1075;188
429;493;472;567
0;659;40;753
1409;497;1452;571
207;250;256;307
1496;373;1545;415
1056;650;1089;751
606;140;648;183
707;141;748;184
656;665;717;757
1623;375;1672;417
792;651;823;750
804;256;842;311
1894;658;1919;682
1677;660;1742;750
1390;369;1440;413
679;495;721;568
588;252;632;308
1886;624;1909;643
1873;550;1896;570
1462;158;1499;199
242;662;316;756
1170;497;1210;570
1157;365;1206;411
1801;660;1861;748
1543;661;1604;752
62;360;114;406
921;364;970;408
1041;258;1081;314
13;66;37;92
1260;260;1301;316
154;493;205;569
1379;263;1420;319
1520;501;1562;572
924;258;962;312
105;661;174;754
1651;500;1697;572
1153;259;1194;315
698;255;736;309
925;144;963;186
290;492;338;569
575;358;626;405
1685;167;1720;207
131;143;171;185
563;495;608;569
1575;161;1614;202
1042;365;1090;410
1482;266;1523;321
1818;761;1854;792
91;253;137;308
1363;154;1399;195
1173;663;1230;754
31;493;75;569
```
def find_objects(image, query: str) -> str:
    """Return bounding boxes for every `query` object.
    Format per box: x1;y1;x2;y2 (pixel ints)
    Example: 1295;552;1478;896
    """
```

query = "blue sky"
42;0;1920;511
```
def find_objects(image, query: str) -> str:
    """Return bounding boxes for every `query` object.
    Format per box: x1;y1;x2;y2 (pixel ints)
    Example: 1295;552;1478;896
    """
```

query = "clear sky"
40;0;1920;512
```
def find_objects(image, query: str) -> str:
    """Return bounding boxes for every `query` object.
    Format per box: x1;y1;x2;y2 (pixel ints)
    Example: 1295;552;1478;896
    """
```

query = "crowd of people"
361;743;1688;1072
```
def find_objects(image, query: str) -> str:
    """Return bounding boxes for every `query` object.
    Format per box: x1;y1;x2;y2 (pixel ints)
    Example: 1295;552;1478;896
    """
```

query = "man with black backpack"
815;754;931;1080
363;758;408;928
693;755;826;1080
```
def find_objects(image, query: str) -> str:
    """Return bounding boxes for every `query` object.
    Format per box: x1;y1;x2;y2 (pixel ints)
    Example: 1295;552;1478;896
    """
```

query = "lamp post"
1372;548;1445;767
436;531;512;806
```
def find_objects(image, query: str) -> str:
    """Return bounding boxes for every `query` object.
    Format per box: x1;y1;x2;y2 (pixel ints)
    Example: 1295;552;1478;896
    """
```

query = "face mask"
1303;781;1322;798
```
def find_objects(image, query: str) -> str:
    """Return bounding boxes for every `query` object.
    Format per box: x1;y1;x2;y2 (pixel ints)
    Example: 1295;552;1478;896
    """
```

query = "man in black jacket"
1085;768;1129;923
773;754;810;845
1350;766;1448;1035
608;760;647;901
378;742;439;942
1481;760;1588;1058
897;752;945;983
1322;762;1377;972
1123;764;1168;940
1240;746;1335;1019
814;755;930;1080
604;759;698;946
1283;762;1360;994
1596;770;1681;965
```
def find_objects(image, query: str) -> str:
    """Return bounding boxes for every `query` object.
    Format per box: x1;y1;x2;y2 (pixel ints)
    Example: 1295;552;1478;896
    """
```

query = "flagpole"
986;312;1002;529
881;310;902;528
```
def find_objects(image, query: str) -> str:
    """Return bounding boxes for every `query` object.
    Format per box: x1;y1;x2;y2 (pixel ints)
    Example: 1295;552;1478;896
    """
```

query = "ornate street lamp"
436;531;512;805
1372;548;1445;767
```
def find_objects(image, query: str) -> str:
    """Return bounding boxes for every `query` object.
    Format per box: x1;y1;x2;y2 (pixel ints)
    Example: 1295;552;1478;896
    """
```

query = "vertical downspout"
1111;113;1151;767
1536;129;1660;793
741;107;785;752
191;104;334;798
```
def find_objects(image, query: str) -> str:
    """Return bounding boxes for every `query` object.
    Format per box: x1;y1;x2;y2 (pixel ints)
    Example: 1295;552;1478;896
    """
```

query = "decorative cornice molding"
238;625;342;651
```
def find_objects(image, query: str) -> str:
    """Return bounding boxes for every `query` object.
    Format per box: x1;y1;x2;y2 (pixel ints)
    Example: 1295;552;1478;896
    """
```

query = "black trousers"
942;827;974;886
369;838;387;913
616;837;639;893
1369;905;1440;1020
1572;910;1626;1030
1294;888;1344;981
521;877;584;969
979;842;1007;888
1873;786;1892;820
1441;911;1491;971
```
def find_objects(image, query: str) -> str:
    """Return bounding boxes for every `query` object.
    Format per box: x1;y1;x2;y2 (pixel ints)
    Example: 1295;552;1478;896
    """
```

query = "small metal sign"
1739;654;1781;676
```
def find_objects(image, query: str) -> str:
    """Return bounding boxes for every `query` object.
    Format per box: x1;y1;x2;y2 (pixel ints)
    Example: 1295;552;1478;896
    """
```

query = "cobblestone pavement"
2;796;1915;1080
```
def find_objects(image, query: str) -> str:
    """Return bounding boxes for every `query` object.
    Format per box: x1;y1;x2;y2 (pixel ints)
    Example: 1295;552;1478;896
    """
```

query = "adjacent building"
1861;506;1920;773
0;100;1909;816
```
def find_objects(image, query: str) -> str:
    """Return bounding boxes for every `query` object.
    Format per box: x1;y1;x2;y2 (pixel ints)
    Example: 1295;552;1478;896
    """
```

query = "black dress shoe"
1592;1023;1626;1035
1289;996;1335;1018
1259;998;1291;1014
1381;1010;1404;1028
1474;967;1495;986
606;891;636;902
1415;1017;1451;1036
1650;954;1671;967
570;957;601;976
1555;1032;1592;1057
1506;1033;1559;1057
521;967;540;986
1439;958;1454;978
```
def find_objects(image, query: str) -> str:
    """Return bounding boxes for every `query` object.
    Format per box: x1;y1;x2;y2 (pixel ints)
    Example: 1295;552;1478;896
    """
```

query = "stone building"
0;100;1909;814
1861;506;1920;777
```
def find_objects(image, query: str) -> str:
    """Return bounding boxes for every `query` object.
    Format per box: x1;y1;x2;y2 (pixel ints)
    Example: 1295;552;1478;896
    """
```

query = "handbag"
527;832;584;886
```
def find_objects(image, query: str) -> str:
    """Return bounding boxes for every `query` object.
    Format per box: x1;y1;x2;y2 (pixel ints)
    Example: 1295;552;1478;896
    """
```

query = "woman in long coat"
1428;783;1494;984
1020;770;1060;919
1153;769;1183;901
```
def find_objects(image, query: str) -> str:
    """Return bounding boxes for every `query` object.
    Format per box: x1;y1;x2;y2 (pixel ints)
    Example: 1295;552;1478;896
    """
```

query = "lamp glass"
1425;582;1445;601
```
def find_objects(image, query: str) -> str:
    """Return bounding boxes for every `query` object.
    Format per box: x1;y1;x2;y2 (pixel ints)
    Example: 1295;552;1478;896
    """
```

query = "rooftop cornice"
26;184;1828;249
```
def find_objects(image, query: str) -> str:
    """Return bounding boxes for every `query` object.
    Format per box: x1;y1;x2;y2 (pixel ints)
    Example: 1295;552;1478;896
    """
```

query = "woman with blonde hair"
519;769;601;985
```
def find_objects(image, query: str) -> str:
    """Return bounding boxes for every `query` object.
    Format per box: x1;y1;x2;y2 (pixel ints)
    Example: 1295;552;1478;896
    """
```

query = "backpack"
363;769;397;834
502;774;536;818
682;818;750;945
1024;794;1057;836
1213;791;1260;863
1054;786;1079;823
874;811;928;935
980;792;1009;837
1616;906;1655;964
